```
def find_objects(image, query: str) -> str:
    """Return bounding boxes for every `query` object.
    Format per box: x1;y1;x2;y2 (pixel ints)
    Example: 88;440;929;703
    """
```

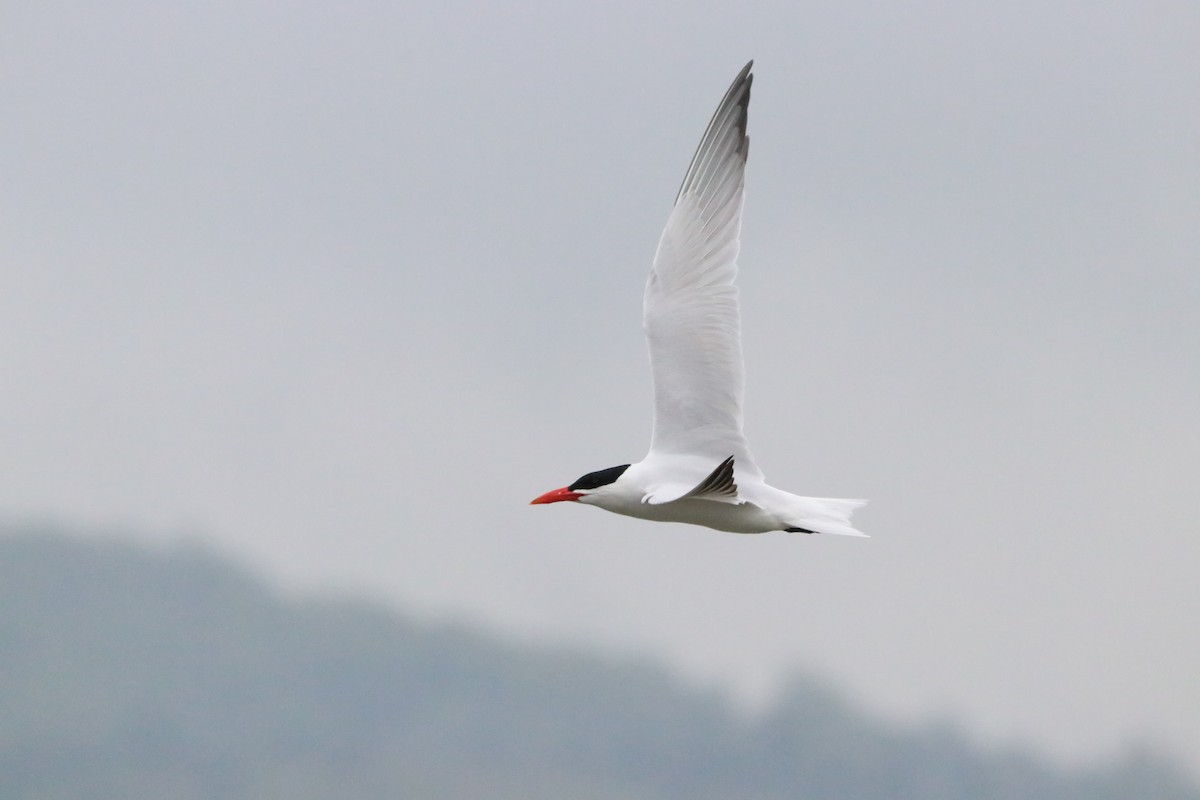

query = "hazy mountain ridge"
0;525;1194;800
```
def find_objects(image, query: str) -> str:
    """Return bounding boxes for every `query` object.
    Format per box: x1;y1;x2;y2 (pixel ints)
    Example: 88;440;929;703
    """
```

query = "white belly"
596;495;780;534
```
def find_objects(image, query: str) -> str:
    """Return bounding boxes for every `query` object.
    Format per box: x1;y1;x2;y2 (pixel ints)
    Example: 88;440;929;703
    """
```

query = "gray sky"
4;0;1198;773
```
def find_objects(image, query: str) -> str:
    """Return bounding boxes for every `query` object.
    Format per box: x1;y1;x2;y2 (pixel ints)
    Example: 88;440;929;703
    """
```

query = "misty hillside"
0;526;1194;800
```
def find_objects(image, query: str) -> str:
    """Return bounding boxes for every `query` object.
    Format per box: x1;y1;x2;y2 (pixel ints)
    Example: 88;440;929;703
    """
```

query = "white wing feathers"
643;61;760;497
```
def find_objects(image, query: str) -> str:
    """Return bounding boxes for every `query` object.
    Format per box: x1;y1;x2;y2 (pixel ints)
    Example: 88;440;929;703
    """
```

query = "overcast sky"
4;0;1198;774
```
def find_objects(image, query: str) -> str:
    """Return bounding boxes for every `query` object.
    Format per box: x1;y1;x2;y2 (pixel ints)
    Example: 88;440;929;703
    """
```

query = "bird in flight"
532;62;866;536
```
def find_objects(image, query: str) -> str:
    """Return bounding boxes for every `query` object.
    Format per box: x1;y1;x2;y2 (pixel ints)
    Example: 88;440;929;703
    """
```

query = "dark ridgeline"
0;524;1195;800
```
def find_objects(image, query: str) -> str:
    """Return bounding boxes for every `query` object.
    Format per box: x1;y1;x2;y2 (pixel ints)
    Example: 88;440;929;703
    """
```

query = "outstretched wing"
643;61;761;482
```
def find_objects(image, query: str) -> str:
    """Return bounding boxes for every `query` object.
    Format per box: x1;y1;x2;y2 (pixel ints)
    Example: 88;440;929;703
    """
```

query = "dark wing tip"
684;455;740;500
674;61;755;204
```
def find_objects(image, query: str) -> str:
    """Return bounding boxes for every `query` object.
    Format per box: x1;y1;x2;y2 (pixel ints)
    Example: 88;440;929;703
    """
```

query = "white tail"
787;496;869;537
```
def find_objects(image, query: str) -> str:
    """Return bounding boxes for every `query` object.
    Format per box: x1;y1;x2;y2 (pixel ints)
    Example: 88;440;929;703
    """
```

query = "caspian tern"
532;61;867;536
